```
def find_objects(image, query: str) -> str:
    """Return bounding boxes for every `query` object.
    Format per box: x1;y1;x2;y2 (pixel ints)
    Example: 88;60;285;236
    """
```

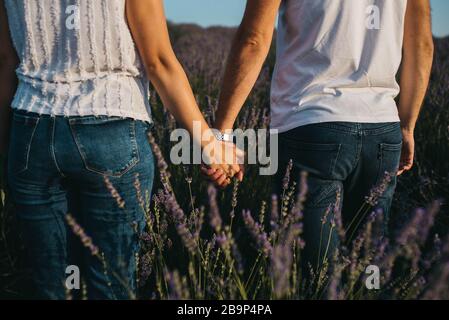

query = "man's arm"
397;0;434;175
0;0;19;156
214;0;281;132
201;0;280;186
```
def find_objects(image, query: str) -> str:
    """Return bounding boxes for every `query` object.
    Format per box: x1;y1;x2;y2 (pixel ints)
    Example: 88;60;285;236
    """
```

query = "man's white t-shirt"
271;0;408;133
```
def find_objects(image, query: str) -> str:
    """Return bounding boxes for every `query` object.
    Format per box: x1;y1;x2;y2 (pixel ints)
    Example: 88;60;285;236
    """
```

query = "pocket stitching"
13;117;40;175
282;139;341;152
376;142;402;185
282;141;342;178
12;112;40;124
381;142;403;152
329;143;342;177
70;120;140;177
287;141;341;176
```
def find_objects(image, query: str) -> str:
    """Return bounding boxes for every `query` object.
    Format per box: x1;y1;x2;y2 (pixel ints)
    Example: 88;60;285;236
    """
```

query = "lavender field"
1;23;448;299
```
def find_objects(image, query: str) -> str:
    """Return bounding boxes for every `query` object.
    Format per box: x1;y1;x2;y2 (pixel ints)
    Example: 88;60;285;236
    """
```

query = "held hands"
201;140;245;188
397;129;415;176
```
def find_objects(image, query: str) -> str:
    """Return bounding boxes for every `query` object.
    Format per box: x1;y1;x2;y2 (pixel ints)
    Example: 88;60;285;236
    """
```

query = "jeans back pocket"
69;117;140;177
281;138;342;179
378;142;403;179
8;111;40;175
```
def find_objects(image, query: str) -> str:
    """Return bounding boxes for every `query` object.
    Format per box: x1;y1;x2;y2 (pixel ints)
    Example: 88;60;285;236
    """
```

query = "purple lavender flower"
242;210;272;256
207;184;223;233
66;214;100;256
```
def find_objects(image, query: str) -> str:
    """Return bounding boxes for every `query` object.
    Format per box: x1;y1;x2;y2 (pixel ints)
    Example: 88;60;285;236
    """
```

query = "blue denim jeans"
7;110;154;299
276;122;402;272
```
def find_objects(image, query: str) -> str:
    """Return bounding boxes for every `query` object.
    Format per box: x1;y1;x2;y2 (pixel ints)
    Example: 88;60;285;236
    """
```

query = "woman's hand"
127;0;240;182
201;141;245;188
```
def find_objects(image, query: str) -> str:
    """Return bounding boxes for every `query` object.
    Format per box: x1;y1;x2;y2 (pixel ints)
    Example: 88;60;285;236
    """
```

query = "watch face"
212;130;233;142
213;131;224;141
223;134;234;142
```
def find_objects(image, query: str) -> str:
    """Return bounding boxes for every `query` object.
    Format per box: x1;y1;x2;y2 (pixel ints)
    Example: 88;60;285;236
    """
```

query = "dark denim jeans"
276;122;402;273
7;110;154;299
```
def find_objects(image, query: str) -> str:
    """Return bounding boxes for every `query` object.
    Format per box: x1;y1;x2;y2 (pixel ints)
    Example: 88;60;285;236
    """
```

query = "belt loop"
356;123;362;136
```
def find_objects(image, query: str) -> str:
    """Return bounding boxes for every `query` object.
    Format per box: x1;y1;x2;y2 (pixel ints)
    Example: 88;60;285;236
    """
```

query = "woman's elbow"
143;53;178;79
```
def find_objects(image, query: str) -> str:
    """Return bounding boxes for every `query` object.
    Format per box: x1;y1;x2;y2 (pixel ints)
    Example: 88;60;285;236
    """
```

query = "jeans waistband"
312;122;401;135
12;109;153;128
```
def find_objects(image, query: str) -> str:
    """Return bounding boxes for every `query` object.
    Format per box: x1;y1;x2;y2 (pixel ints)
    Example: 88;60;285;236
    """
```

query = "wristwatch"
213;130;234;143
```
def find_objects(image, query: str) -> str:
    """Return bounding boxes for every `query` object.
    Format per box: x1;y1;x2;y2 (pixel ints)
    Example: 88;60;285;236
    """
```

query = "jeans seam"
329;144;342;176
14;117;41;175
353;128;363;169
49;206;67;268
308;181;340;207
130;121;140;175
50;117;66;177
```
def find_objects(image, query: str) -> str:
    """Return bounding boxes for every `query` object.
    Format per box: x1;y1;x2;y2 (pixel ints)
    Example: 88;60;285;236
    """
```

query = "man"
205;0;434;271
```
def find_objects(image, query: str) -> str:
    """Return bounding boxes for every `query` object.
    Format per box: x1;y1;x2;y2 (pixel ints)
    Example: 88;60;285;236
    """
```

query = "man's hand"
204;0;280;187
201;141;245;188
398;130;415;176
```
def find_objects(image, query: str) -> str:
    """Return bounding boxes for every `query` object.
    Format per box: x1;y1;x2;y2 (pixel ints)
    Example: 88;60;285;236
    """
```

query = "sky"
165;0;449;38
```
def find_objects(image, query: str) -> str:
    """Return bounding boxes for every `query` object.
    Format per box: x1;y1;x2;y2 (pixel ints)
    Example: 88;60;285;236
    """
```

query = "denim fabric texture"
7;110;154;299
275;122;402;272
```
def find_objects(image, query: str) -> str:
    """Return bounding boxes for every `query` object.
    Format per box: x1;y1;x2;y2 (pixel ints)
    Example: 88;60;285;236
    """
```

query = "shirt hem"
11;105;153;124
271;115;401;134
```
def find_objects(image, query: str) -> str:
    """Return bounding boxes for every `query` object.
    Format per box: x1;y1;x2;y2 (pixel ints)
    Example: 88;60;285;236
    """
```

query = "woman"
0;0;240;299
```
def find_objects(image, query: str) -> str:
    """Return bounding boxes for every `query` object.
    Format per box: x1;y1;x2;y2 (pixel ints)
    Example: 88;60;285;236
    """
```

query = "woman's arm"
125;0;241;182
0;0;19;156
